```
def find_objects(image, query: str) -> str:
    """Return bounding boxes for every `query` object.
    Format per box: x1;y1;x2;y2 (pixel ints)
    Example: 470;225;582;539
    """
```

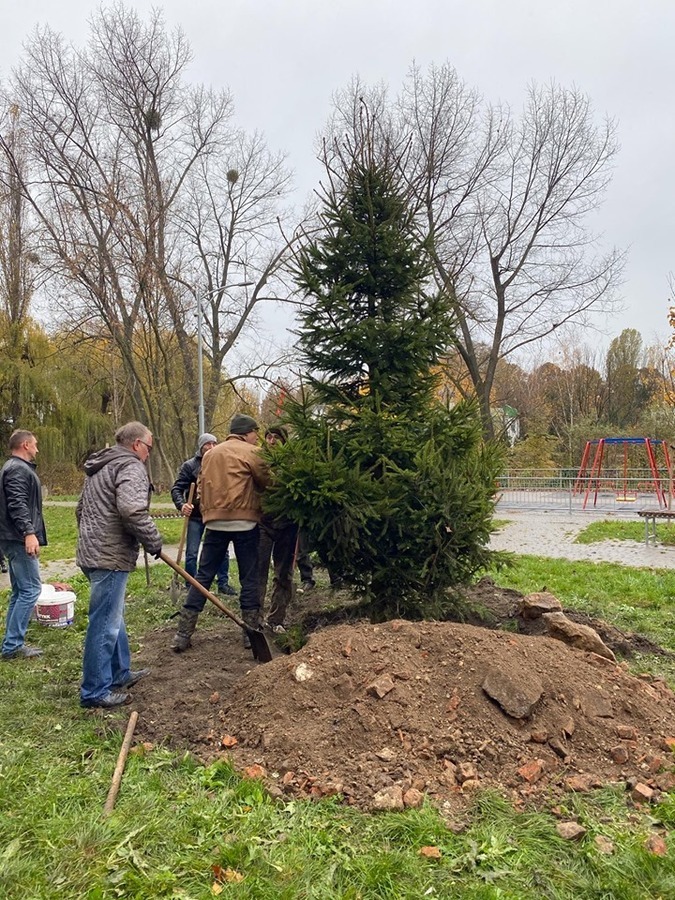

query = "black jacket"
0;456;47;545
171;454;203;520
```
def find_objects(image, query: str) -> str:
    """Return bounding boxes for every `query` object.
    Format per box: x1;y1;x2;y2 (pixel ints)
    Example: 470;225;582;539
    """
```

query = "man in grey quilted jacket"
77;421;162;708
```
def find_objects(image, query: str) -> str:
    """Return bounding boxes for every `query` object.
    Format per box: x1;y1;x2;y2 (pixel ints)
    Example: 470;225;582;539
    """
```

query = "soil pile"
130;591;675;814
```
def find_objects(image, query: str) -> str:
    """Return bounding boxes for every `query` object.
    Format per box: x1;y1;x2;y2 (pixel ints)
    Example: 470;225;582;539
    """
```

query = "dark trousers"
258;518;299;625
296;529;315;584
185;517;230;589
184;526;260;614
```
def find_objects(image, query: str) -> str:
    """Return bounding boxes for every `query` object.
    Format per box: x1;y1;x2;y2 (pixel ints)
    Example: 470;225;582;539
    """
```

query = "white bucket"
35;587;76;627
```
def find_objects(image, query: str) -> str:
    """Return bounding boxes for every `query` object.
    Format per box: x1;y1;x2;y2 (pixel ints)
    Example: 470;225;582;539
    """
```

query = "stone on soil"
482;666;543;719
366;675;395;699
519;592;563;619
541;612;616;661
403;788;424;808
372;785;404;811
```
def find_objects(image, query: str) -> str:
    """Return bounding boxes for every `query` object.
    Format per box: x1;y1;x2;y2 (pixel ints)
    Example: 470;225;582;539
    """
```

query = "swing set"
573;437;672;509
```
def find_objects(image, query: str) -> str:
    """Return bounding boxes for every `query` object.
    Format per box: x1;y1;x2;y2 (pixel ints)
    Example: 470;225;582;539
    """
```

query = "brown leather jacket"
198;435;270;524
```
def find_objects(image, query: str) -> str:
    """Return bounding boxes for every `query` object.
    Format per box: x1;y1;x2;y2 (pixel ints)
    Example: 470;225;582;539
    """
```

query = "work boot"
112;668;151;689
171;608;199;652
1;644;43;660
241;609;260;650
81;691;129;709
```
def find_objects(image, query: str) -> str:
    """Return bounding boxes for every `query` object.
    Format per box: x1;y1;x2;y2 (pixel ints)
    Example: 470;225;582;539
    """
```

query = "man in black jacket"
0;430;47;660
171;434;235;595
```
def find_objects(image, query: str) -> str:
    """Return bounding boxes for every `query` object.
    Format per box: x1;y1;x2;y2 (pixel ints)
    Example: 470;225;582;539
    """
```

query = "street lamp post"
196;283;254;434
196;295;207;435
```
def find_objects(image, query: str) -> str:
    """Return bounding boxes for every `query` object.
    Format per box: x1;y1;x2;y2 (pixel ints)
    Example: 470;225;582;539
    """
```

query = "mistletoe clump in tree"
266;129;504;618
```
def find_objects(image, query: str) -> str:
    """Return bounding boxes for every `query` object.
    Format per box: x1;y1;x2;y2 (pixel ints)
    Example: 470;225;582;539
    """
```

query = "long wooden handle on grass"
103;710;139;817
176;482;195;567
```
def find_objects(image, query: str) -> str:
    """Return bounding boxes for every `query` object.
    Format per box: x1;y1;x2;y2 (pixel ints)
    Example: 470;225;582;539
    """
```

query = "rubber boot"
171;608;199;652
241;609;260;650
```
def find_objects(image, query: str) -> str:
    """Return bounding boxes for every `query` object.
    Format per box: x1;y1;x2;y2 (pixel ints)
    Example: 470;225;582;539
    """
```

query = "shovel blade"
169;573;180;603
248;628;273;663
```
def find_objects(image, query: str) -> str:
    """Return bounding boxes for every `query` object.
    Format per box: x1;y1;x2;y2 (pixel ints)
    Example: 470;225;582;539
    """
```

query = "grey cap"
197;433;218;451
229;414;259;435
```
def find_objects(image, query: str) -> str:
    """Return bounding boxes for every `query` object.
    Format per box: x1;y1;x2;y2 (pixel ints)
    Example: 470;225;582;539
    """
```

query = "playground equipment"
573;438;672;509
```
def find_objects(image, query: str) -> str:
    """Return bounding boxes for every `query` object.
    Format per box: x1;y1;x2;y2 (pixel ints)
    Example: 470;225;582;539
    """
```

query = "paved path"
490;510;675;569
0;544;182;589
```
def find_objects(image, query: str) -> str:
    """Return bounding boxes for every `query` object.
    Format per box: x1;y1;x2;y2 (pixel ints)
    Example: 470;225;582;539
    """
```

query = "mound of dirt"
130;600;675;814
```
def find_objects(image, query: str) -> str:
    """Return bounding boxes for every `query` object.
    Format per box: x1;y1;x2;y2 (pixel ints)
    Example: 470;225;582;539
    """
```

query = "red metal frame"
574;438;669;509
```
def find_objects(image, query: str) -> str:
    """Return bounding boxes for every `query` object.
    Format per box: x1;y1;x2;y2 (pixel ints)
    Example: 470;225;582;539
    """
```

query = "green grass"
575;519;675;546
1;545;675;896
491;518;510;530
44;491;175;505
40;506;184;563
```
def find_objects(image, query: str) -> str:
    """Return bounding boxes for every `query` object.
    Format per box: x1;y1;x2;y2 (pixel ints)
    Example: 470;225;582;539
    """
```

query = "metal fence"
495;469;671;516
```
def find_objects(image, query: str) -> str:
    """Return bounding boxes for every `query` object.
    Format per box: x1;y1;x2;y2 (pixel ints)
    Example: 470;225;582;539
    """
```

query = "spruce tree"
265;138;504;618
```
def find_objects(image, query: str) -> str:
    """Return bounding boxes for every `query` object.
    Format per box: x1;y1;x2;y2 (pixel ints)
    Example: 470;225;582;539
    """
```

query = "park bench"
637;509;675;546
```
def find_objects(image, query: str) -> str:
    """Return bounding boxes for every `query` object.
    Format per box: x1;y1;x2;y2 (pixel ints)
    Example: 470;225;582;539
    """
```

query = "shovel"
159;552;273;663
170;483;195;603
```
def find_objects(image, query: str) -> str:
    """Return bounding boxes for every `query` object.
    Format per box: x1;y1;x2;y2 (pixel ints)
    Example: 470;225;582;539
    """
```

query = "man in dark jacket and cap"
171;433;236;595
77;421;162;708
257;425;299;633
0;429;47;660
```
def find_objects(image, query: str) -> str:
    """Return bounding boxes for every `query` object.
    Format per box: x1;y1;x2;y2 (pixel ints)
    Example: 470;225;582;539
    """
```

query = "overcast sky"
3;0;674;355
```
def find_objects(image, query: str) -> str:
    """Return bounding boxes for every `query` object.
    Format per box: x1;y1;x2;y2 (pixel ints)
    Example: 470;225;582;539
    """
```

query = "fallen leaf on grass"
211;883;223;896
224;869;244;883
419;846;442;859
212;864;245;885
130;741;155;757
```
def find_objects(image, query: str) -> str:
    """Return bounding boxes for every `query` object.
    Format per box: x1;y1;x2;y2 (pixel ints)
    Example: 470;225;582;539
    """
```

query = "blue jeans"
185;527;259;614
185;518;231;589
1;540;42;655
80;568;131;703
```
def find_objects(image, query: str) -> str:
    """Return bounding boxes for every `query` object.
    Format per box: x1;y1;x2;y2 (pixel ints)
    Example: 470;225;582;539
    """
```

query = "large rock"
541;612;616;661
519;592;563;619
482;666;543;719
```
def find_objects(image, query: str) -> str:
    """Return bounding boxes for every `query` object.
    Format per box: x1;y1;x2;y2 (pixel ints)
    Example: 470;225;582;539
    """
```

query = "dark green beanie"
265;425;288;443
229;413;259;435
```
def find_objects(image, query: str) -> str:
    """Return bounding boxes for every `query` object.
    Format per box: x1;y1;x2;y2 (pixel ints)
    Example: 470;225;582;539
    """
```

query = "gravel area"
491;510;675;569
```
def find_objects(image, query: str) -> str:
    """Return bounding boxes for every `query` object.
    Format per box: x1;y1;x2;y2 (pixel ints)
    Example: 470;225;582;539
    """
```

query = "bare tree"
0;3;300;478
329;68;624;438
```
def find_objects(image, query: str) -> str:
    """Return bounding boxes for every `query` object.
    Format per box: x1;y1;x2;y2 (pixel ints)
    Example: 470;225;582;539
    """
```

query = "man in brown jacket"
171;414;269;652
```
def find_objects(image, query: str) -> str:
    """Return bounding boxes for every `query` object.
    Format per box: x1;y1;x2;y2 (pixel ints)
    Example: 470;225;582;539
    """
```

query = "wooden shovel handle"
176;482;195;566
103;710;138;816
159;551;248;629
